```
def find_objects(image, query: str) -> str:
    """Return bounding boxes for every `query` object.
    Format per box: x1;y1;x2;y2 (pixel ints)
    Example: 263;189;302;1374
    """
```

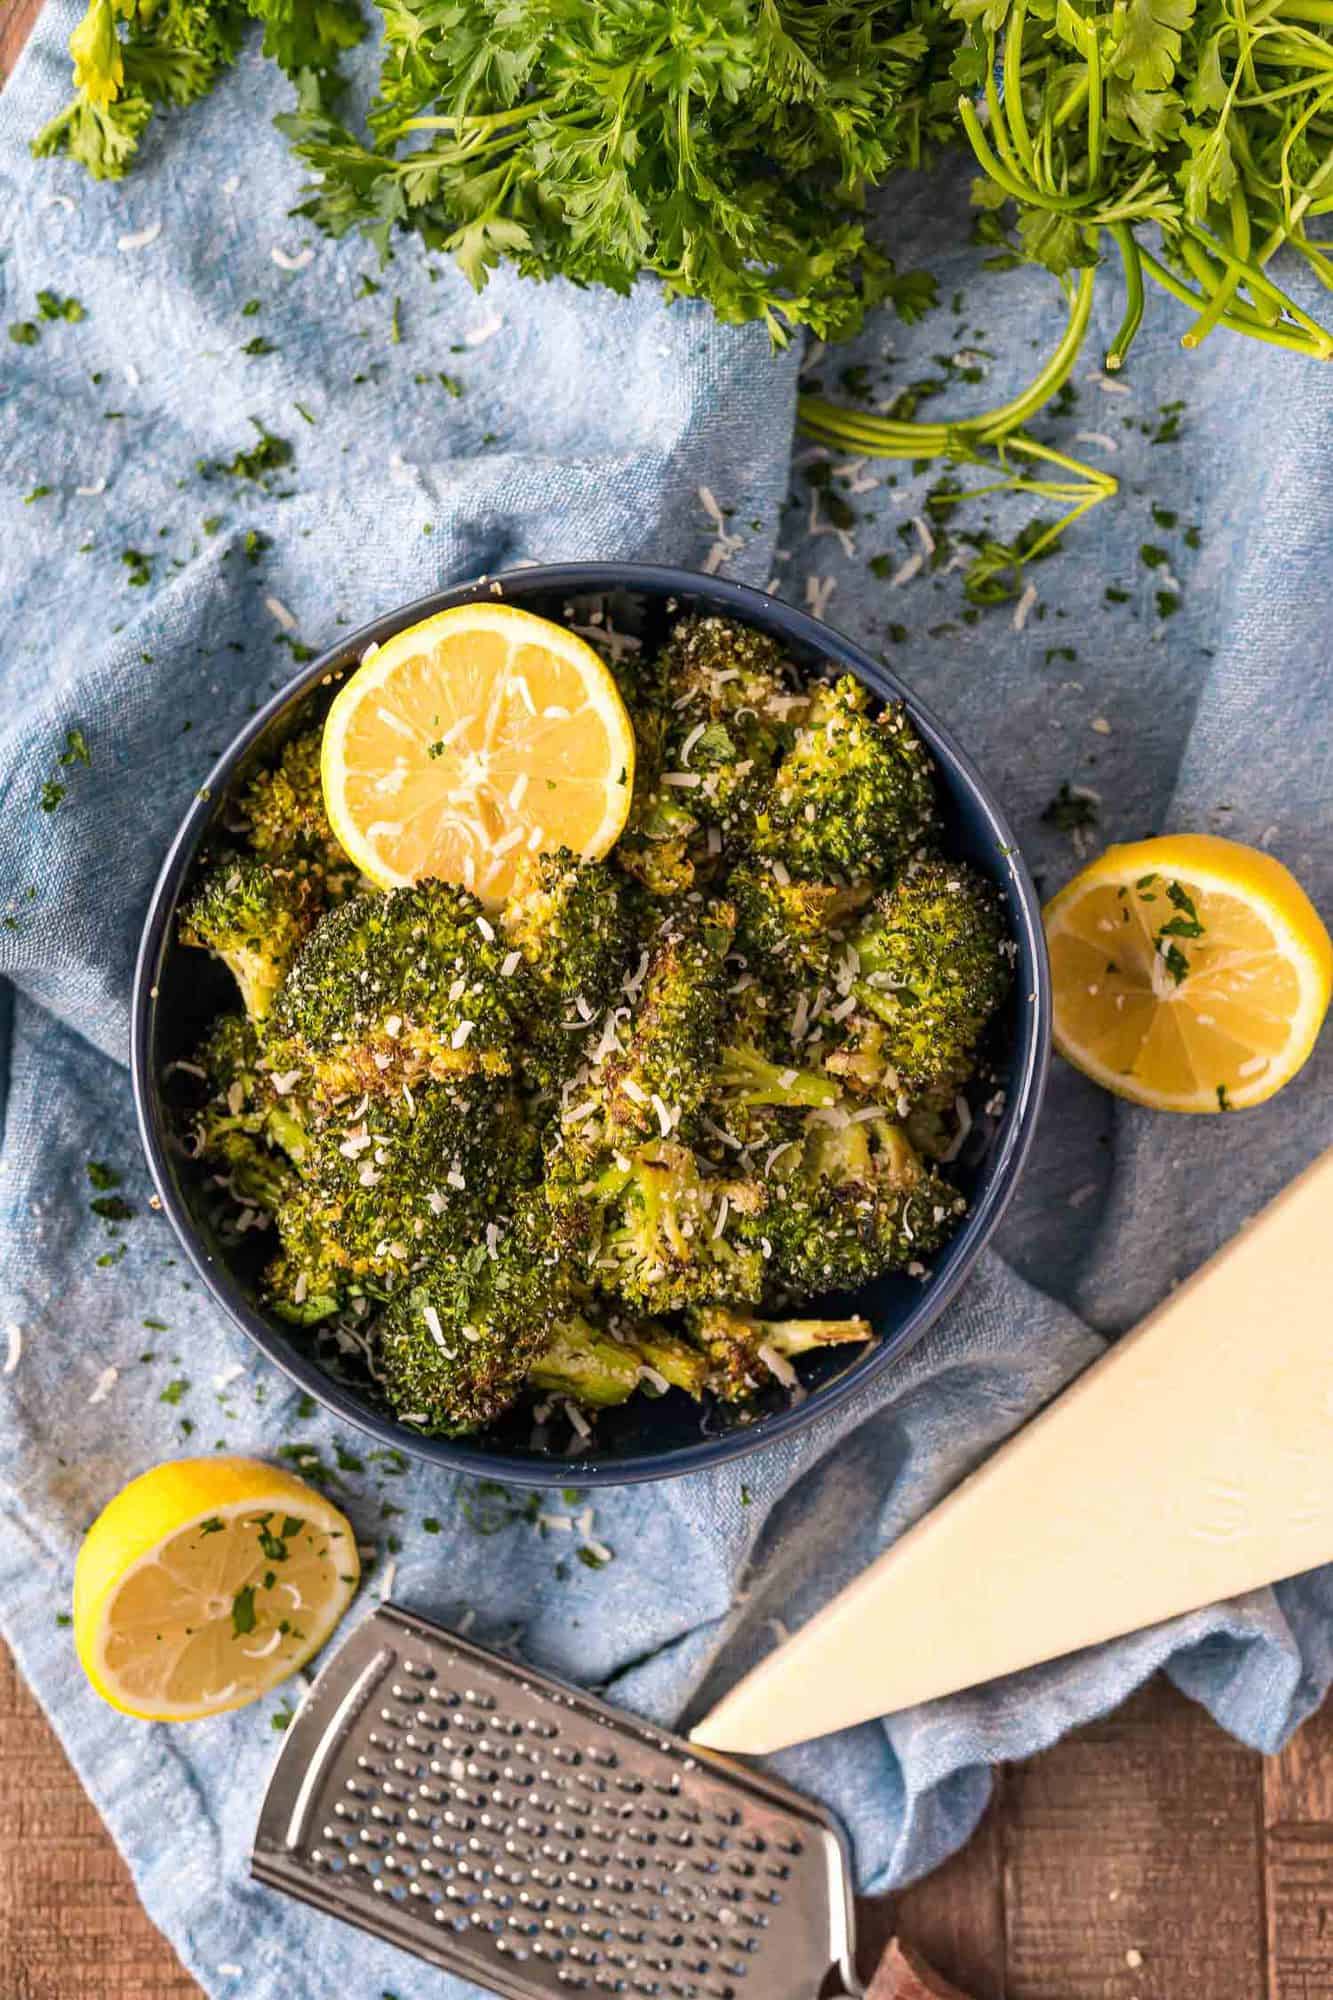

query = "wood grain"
0;1643;197;2000
896;1780;1008;2000
1265;1692;1333;2000
0;0;46;82
1001;1676;1266;2000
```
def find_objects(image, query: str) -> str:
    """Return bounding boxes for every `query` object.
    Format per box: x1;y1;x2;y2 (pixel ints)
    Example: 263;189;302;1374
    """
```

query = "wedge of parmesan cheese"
693;1148;1333;1754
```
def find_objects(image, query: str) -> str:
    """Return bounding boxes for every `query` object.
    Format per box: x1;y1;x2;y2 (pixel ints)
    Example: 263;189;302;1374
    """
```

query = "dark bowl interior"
133;564;1050;1486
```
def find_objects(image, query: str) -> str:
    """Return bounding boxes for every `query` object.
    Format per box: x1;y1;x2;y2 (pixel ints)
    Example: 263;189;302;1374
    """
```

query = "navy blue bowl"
132;563;1050;1487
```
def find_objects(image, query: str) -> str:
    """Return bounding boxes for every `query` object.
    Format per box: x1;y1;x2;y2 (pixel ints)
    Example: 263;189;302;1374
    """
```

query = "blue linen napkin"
1;5;1331;1995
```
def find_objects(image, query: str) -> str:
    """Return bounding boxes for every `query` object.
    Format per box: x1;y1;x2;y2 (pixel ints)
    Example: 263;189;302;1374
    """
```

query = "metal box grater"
252;1603;862;2000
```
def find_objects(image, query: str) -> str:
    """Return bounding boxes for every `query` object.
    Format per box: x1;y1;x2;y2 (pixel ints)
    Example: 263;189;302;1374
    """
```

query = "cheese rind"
692;1148;1333;1755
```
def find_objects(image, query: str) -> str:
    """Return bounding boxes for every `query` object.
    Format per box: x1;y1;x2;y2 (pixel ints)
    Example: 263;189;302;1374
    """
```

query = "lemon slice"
74;1456;360;1721
321;603;636;905
1045;833;1331;1112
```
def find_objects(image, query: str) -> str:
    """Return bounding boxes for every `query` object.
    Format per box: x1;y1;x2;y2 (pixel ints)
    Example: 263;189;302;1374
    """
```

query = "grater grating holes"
255;1608;857;2000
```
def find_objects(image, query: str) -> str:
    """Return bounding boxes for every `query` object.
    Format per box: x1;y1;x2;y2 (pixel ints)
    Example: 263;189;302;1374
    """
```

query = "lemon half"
321;603;636;906
74;1457;360;1721
1045;833;1331;1112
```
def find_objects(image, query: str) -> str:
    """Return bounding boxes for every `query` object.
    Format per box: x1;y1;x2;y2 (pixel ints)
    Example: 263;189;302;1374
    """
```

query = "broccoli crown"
179;855;320;1021
616;710;704;896
298;1080;535;1282
197;1011;263;1097
653;616;804;831
686;1303;873;1400
837;859;1011;1097
185;1017;314;1179
587;1140;768;1314
376;1219;560;1434
240;728;353;891
269;879;525;1101
752;678;936;881
207;1126;298;1217
261;1180;349;1326
598;902;734;1140
731;861;871;984
262;1249;345;1326
502;849;630;1085
760;1111;964;1297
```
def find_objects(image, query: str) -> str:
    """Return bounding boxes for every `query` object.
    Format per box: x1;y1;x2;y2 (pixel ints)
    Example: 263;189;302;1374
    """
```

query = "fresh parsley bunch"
274;0;957;340
33;0;365;182
951;0;1333;361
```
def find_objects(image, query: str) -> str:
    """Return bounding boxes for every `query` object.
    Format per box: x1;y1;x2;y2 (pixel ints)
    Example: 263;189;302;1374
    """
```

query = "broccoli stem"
717;1044;839;1108
529;1318;644;1408
759;1316;873;1355
265;1103;308;1164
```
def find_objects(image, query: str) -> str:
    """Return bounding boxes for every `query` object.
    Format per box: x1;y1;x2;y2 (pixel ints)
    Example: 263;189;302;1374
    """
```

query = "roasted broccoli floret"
654;616;803;832
599;903;734;1140
731;861;871;984
761;1111;964;1296
261;1181;349;1326
714;1034;840;1112
186;1011;313;1158
207;1126;298;1216
268;879;524;1103
179;855;319;1021
752;677;935;881
828;860;1011;1100
528;1316;710;1407
686;1304;873;1401
262;1246;345;1325
376;1221;561;1434
528;1315;645;1408
617;744;702;896
239;727;355;893
196;1011;263;1098
502;849;630;1085
295;1080;536;1283
585;1140;768;1313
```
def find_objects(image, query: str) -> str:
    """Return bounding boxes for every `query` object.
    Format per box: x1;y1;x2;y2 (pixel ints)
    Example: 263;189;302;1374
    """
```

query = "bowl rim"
131;561;1050;1488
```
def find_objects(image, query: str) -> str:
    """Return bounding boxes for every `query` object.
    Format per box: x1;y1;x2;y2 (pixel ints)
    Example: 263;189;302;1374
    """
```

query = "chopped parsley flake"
37;290;86;322
1041;783;1099;834
91;1194;134;1220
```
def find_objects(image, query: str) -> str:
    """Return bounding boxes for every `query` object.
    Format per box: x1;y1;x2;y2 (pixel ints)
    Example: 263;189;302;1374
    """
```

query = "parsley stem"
1139;243;1332;354
801;266;1097;461
1105;224;1144;370
1180;219;1333;350
1002;8;1039;183
1180;192;1249;349
1176;233;1275;327
1085;19;1104;184
399;96;562;135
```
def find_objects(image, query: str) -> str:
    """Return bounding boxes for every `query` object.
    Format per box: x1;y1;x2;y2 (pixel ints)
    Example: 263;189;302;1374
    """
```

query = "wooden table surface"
7;1634;1333;2000
4;3;1333;1996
